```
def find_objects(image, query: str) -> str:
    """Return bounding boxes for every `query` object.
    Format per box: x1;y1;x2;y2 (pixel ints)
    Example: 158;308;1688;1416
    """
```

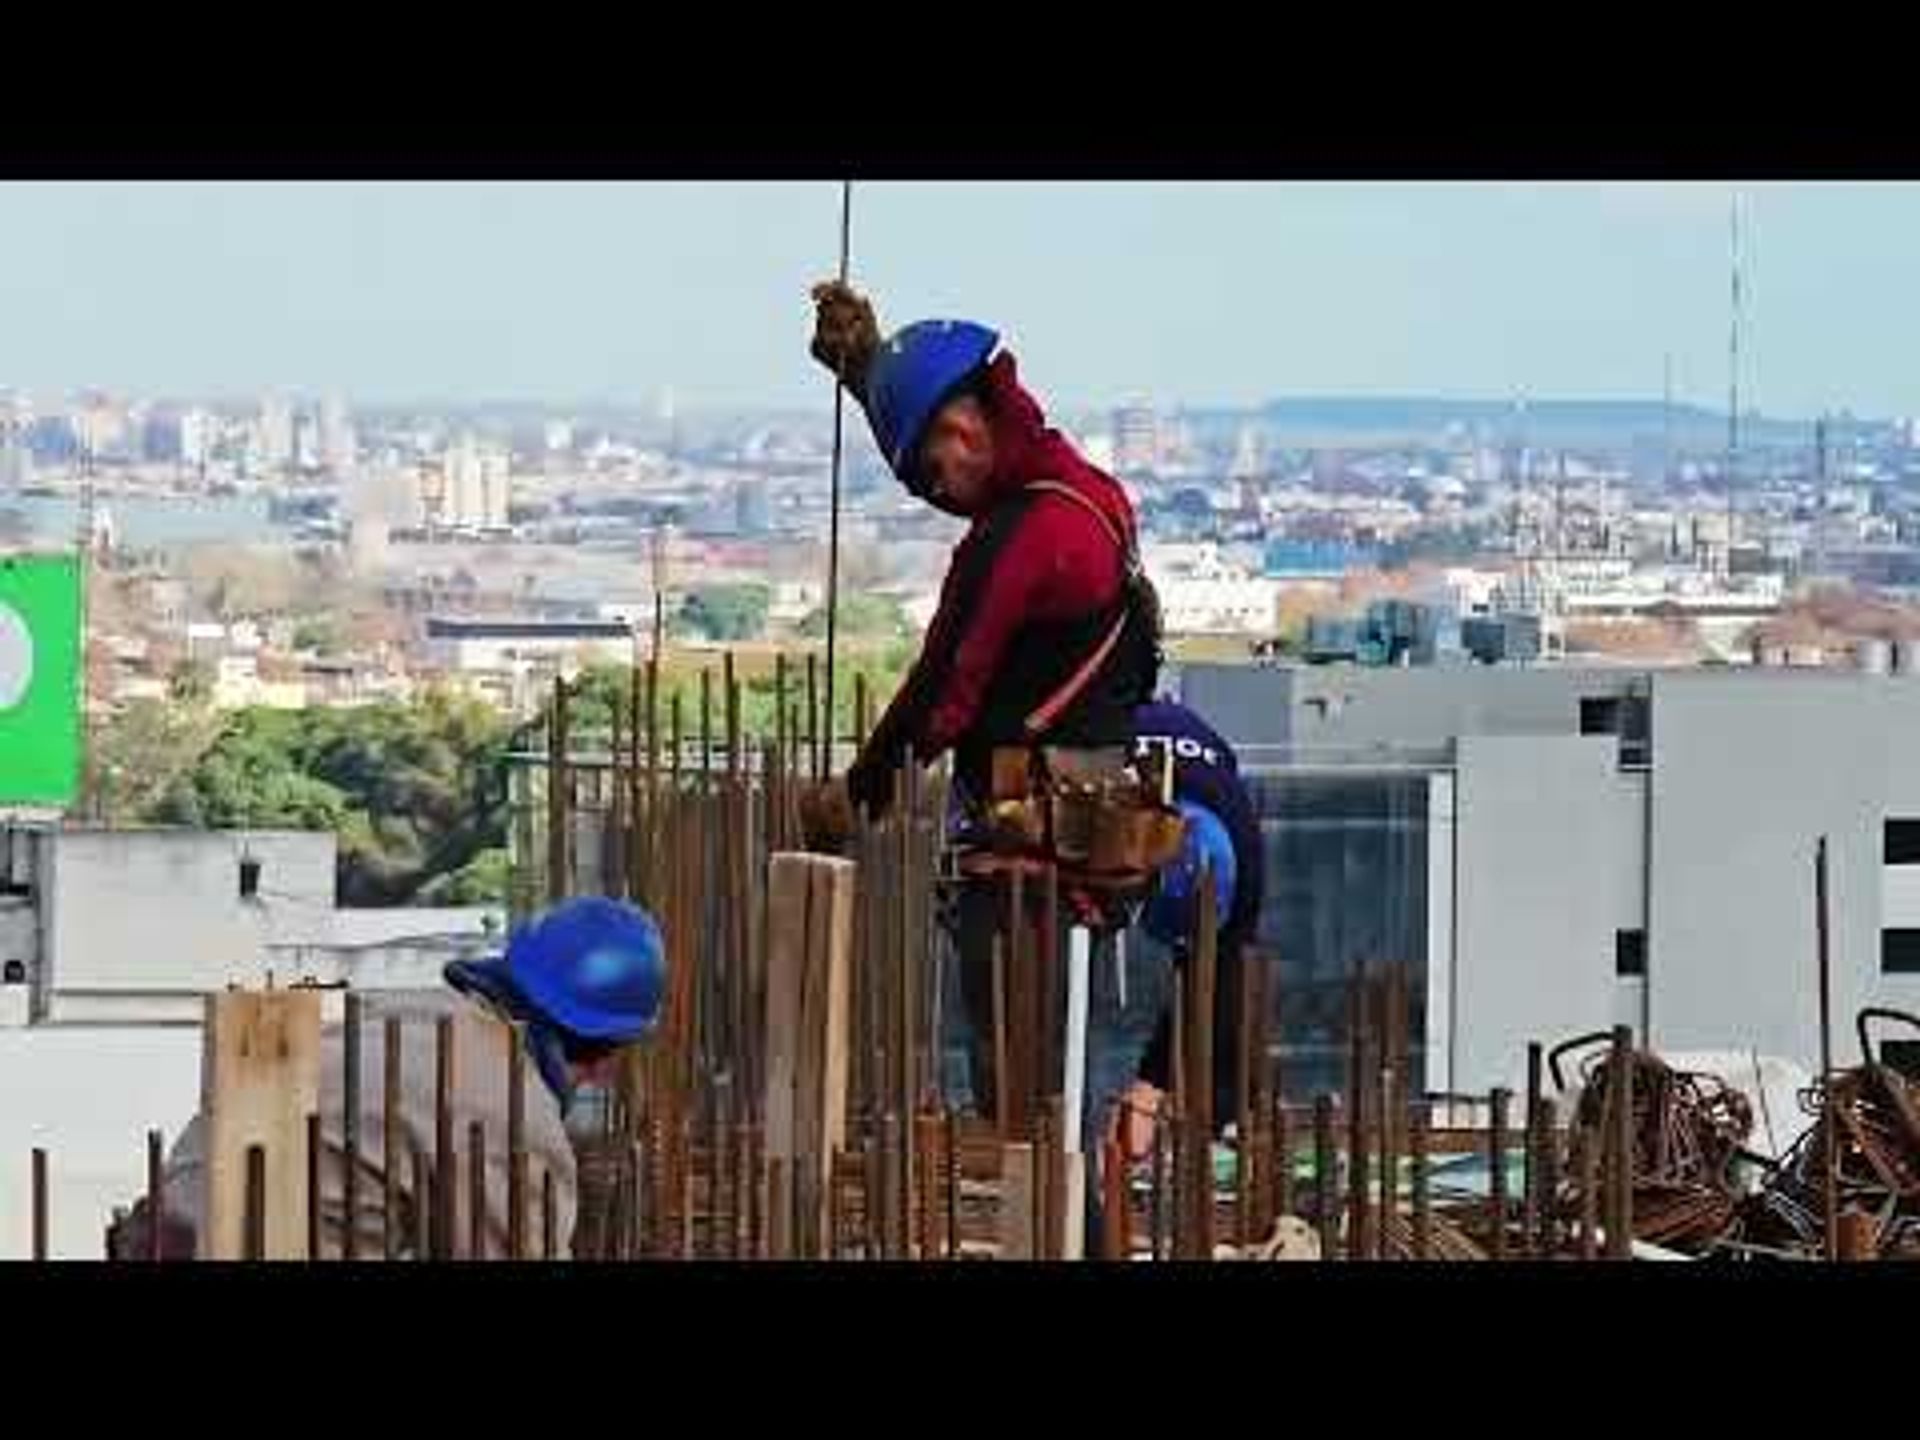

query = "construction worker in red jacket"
809;281;1162;1118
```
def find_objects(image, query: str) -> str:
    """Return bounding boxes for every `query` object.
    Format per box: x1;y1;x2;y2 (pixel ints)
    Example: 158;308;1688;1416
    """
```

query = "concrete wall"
44;829;336;995
1647;672;1920;1063
1451;735;1643;1094
1179;661;1644;759
0;1026;202;1259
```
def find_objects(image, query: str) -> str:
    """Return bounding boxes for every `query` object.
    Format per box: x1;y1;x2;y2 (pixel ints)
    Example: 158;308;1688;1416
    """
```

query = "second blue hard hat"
1142;801;1238;949
447;895;666;1044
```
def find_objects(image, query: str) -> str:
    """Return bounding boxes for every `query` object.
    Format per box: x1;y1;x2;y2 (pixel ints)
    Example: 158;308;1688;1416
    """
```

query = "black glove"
845;746;898;823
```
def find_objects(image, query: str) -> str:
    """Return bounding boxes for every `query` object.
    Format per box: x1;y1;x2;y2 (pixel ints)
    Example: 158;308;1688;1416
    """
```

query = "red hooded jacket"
863;352;1145;789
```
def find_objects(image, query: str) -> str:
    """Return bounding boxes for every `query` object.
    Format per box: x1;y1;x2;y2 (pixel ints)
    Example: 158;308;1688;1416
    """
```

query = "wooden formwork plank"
999;1142;1035;1260
763;852;855;1256
199;989;322;1260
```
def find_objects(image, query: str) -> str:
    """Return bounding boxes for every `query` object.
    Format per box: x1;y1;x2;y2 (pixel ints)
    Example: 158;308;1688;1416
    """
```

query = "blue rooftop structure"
1263;540;1377;579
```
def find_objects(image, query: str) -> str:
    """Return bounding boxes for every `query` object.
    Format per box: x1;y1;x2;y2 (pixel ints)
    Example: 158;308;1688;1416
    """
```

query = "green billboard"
0;554;82;807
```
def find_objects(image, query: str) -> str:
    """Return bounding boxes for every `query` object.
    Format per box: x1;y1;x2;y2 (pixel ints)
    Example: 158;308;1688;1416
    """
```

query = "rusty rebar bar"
434;1014;454;1261
1579;1128;1598;1260
1273;1097;1293;1223
1536;1097;1559;1256
243;1144;267;1261
411;1144;430;1261
343;992;362;1261
31;1147;48;1261
1607;1026;1633;1261
146;1129;164;1263
1150;1112;1168;1261
1816;836;1838;1262
508;1032;527;1261
1410;1103;1431;1260
1379;1067;1399;1259
1488;1087;1510;1260
1523;1042;1542;1255
945;1108;960;1260
543;1168;558;1260
468;1120;486;1260
1313;1095;1337;1260
306;1112;321;1261
383;1015;401;1260
1346;975;1371;1262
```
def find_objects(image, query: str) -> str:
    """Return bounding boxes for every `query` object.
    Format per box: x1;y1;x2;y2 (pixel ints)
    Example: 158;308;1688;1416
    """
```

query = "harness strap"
1018;480;1140;739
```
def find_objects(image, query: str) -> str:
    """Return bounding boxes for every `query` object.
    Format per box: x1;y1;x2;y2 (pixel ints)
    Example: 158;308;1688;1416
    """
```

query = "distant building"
734;478;771;535
177;408;214;475
211;654;305;711
425;616;632;674
319;397;355;475
1113;400;1159;478
1145;543;1281;636
1174;660;1920;1097
0;825;499;1028
412;438;512;534
256;396;295;474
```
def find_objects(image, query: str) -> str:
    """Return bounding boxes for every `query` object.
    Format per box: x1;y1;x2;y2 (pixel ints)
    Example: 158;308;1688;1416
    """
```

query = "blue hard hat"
446;896;666;1044
1141;801;1237;949
864;319;1000;482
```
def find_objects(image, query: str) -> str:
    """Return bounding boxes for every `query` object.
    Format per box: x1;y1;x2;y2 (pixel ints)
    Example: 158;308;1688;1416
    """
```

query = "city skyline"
3;183;1920;417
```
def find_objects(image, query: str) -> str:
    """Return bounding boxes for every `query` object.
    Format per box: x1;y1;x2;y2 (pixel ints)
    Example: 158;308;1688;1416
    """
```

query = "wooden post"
761;852;855;1258
999;1142;1035;1260
199;989;322;1260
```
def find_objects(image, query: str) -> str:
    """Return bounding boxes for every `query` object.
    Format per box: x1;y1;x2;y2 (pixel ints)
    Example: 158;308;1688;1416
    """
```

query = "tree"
92;699;225;826
676;584;771;642
169;658;214;707
150;690;511;906
796;593;907;640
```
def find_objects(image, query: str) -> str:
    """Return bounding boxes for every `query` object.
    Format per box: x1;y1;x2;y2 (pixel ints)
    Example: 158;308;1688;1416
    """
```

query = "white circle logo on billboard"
0;601;32;711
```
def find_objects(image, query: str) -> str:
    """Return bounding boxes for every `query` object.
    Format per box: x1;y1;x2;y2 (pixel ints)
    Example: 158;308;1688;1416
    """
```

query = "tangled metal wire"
1733;1010;1920;1260
1560;1042;1754;1252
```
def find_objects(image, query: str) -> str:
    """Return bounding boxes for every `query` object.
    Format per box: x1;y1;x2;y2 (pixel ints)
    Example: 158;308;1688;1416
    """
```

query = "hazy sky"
0;181;1916;418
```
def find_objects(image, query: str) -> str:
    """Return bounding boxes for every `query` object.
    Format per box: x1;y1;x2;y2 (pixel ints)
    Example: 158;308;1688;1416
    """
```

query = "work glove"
809;280;881;397
844;745;899;824
798;777;857;854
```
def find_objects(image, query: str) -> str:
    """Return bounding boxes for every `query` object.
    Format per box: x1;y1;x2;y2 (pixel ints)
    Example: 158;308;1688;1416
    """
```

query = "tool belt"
949;746;1187;921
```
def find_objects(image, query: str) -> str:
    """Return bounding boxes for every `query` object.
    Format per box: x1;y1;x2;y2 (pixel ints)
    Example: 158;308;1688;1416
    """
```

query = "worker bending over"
809;281;1162;1117
1095;698;1267;1163
108;896;665;1260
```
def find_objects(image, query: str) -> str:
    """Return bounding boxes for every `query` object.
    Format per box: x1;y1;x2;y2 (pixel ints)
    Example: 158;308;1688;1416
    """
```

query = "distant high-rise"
1228;424;1263;482
319;397;355;475
428;435;512;532
1113;400;1159;477
178;408;214;477
257;396;295;474
734;477;771;535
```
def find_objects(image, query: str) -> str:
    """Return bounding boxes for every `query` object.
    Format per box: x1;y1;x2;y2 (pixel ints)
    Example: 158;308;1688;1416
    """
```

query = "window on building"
1580;698;1622;736
1883;1040;1920;1082
1885;820;1920;866
1615;929;1647;977
239;856;262;900
2;960;23;985
1882;929;1920;974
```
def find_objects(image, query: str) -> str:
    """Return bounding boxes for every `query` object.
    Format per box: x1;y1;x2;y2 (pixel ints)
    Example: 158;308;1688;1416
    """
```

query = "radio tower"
1725;191;1744;577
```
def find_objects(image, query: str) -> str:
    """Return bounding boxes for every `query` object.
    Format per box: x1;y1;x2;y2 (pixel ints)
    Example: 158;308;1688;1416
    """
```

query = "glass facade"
1246;771;1431;1102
